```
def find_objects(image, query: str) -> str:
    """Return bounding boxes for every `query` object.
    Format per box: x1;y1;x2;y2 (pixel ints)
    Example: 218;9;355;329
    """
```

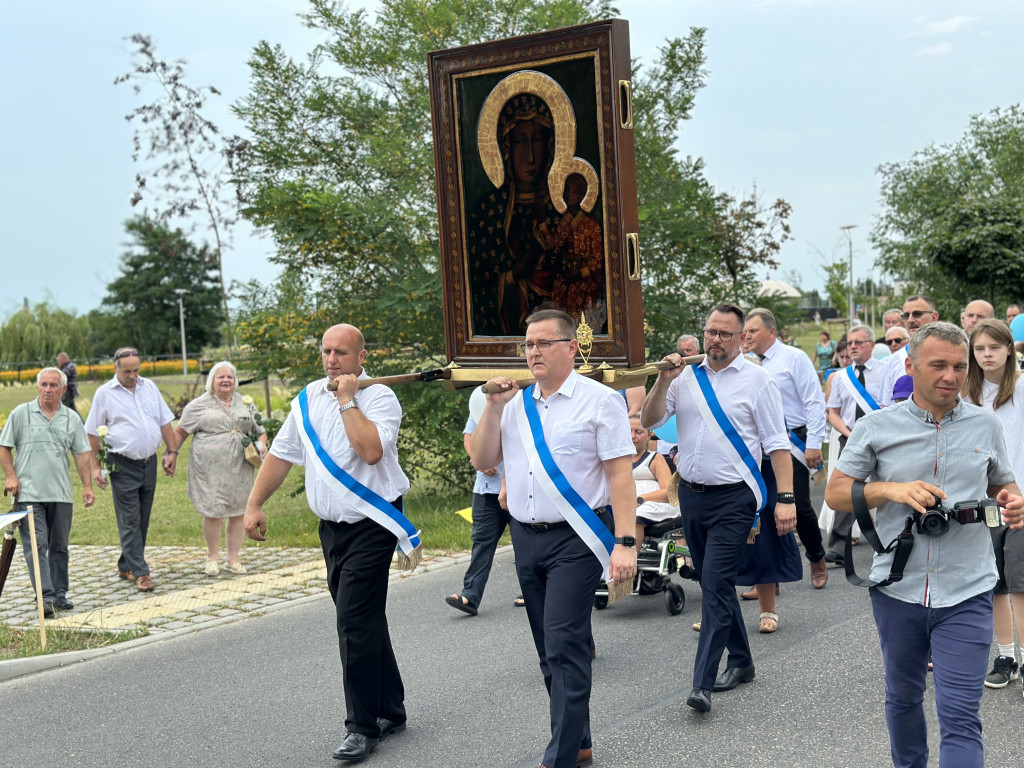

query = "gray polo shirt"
835;397;1014;607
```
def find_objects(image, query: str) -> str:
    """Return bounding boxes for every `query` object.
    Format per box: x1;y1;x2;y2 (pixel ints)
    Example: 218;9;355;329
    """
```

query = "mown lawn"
1;374;491;553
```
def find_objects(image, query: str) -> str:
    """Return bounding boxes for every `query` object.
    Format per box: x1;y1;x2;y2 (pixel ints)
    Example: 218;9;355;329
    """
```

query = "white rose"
97;425;109;437
242;395;255;407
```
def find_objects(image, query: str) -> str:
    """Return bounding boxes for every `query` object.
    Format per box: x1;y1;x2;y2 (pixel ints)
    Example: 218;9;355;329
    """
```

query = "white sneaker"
204;560;219;576
224;561;247;575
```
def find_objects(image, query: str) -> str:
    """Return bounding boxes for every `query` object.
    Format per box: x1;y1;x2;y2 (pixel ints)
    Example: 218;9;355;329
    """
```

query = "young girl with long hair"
965;318;1024;693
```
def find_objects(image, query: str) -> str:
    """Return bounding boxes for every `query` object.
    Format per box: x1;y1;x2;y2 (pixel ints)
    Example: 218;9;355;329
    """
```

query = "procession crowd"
2;298;1023;768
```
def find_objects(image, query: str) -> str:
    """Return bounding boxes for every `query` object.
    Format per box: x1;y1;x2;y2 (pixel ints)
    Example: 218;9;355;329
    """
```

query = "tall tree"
0;302;92;365
95;216;225;356
872;104;1024;318
116;34;236;347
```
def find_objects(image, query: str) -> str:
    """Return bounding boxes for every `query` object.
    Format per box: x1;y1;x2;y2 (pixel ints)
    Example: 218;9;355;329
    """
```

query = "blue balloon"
653;415;677;443
1011;314;1024;343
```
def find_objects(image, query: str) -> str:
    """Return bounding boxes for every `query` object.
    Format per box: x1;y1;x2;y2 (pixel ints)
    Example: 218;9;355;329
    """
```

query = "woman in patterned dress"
174;361;266;576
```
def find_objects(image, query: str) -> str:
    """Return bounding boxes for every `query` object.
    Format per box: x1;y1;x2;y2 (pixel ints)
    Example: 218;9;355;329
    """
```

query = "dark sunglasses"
113;349;139;360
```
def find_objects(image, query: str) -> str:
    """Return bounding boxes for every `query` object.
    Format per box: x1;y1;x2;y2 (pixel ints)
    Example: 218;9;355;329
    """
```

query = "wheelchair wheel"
594;594;608;610
665;582;685;615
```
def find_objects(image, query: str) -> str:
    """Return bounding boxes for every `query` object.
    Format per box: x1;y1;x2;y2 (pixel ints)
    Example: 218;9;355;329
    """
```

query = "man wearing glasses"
642;304;793;714
874;308;904;344
85;348;177;592
825;325;886;566
878;296;940;406
472;309;636;768
884;326;909;352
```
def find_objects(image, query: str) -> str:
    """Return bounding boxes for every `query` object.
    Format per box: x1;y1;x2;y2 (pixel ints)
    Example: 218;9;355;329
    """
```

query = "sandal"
759;612;779;634
445;594;478;616
692;621;701;632
513;595;526;607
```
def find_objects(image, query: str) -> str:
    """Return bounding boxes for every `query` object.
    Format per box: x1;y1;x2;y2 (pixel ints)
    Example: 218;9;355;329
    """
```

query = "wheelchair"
593;516;695;615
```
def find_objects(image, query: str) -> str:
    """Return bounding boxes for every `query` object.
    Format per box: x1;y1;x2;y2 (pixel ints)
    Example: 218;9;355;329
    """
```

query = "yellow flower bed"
0;359;202;384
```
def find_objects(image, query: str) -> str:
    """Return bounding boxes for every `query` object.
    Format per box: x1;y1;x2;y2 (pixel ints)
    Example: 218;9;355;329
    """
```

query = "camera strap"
845;479;916;588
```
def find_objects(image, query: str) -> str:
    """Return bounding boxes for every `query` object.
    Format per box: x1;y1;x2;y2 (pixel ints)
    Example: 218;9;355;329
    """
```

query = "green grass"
3;374;487;553
0;622;148;660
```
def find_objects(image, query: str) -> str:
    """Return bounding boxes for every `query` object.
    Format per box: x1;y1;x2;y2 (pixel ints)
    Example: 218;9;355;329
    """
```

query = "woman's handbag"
244;442;263;469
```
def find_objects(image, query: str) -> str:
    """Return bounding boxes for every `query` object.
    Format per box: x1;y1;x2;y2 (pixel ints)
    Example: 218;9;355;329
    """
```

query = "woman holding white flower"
174;361;266;575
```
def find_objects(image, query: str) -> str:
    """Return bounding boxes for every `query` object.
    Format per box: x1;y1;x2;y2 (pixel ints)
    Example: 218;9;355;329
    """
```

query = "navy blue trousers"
460;492;510;606
512;516;606;768
870;588;992;768
680;483;757;690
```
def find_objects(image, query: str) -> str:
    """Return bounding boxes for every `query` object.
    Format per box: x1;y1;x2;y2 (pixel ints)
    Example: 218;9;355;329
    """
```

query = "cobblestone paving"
1;544;470;635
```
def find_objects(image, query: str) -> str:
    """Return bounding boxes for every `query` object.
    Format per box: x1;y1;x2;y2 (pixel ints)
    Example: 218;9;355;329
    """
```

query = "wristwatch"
614;536;637;547
338;397;360;414
776;492;796;504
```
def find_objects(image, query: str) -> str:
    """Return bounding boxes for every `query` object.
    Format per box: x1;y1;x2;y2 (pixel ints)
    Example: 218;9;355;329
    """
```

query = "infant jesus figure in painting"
550;172;605;327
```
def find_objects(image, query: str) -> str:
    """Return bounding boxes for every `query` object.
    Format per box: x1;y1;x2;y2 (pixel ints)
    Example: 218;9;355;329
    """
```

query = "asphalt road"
3;505;1023;767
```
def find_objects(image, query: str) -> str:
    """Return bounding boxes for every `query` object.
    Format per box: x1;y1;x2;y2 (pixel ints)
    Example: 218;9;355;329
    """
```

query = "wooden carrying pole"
479;354;707;394
25;506;47;650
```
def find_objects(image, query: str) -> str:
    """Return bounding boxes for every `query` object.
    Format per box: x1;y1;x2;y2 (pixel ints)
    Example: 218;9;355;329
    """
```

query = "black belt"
109;452;155;466
522;520;571;532
679;479;748;493
790;424;807;435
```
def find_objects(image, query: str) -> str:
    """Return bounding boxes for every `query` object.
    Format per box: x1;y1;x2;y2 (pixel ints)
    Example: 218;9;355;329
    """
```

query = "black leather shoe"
55;597;74;611
332;732;378;762
713;664;756;691
43;603;57;619
376;717;406;741
686;687;711;713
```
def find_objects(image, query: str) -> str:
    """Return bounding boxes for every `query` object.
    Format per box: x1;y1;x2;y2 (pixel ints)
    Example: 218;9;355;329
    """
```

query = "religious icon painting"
429;19;645;369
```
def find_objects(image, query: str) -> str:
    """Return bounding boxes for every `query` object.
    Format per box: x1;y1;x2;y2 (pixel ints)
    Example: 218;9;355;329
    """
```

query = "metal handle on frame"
618;80;633;130
626;233;640;280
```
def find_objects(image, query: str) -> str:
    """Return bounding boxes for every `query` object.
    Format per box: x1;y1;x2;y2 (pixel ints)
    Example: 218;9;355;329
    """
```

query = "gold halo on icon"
477;70;598;214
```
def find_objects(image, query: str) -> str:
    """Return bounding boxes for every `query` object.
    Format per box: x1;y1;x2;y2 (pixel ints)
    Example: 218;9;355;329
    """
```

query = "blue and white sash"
512;386;615;581
683;366;768;516
292;388;420;556
844;364;881;414
788;429;821;475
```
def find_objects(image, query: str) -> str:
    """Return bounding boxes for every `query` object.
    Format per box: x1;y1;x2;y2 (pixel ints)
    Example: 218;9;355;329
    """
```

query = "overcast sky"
2;0;1022;320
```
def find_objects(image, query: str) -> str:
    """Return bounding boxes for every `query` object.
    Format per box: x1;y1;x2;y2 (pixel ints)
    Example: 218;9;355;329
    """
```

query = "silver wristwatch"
338;397;360;414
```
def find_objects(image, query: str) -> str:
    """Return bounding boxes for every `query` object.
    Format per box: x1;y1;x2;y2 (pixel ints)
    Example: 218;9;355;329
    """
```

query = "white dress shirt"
826;357;886;428
271;374;410;523
84;376;173;460
652;354;789;485
500;371;633;524
759;339;827;450
878;346;910;406
464;414;503;495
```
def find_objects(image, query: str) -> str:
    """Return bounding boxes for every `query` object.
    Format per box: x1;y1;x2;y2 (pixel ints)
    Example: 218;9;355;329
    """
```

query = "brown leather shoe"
740;584;779;600
118;570;135;582
577;748;593;767
136;574;154;592
810;558;828;589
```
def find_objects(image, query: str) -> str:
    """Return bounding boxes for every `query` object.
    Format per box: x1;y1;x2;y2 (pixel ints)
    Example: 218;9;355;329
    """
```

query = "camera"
913;497;1001;537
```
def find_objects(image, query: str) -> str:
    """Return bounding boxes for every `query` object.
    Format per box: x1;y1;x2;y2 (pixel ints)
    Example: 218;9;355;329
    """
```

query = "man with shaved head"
963;299;994;335
246;323;413;763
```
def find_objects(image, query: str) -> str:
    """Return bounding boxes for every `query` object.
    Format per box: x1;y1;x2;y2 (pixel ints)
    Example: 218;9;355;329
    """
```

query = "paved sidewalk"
1;542;477;651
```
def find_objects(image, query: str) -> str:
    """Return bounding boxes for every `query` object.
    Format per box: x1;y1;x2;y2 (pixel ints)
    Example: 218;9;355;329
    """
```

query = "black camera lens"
918;510;949;537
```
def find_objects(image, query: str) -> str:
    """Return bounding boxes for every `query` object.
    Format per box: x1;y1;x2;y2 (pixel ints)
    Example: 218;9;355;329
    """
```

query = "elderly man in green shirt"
0;367;94;617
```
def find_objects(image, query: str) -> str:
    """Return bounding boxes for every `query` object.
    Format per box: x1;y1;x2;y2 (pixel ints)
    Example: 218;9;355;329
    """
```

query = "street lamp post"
175;289;189;377
840;225;857;327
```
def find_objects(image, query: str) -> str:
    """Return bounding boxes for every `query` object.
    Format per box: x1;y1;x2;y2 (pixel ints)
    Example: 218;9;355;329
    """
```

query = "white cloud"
914;42;954;57
908;15;977;37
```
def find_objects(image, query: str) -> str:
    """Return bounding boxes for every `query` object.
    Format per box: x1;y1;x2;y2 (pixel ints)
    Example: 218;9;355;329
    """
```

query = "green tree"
872;104;1024;318
0;302;92;365
228;0;789;486
94;216;225;356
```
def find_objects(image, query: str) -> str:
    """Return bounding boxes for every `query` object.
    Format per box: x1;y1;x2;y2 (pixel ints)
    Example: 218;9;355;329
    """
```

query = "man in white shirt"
878;296;940;406
472;309;636;768
642;304;794;714
84;348;177;593
825;325;885;565
743;308;829;589
245;324;411;763
963;299;994;335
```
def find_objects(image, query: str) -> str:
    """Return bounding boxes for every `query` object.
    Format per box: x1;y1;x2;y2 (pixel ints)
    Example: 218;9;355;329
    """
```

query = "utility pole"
840;225;857;327
175;289;189;377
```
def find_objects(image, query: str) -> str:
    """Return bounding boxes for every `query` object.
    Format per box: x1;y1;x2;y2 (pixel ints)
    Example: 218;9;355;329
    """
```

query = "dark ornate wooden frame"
428;19;644;369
